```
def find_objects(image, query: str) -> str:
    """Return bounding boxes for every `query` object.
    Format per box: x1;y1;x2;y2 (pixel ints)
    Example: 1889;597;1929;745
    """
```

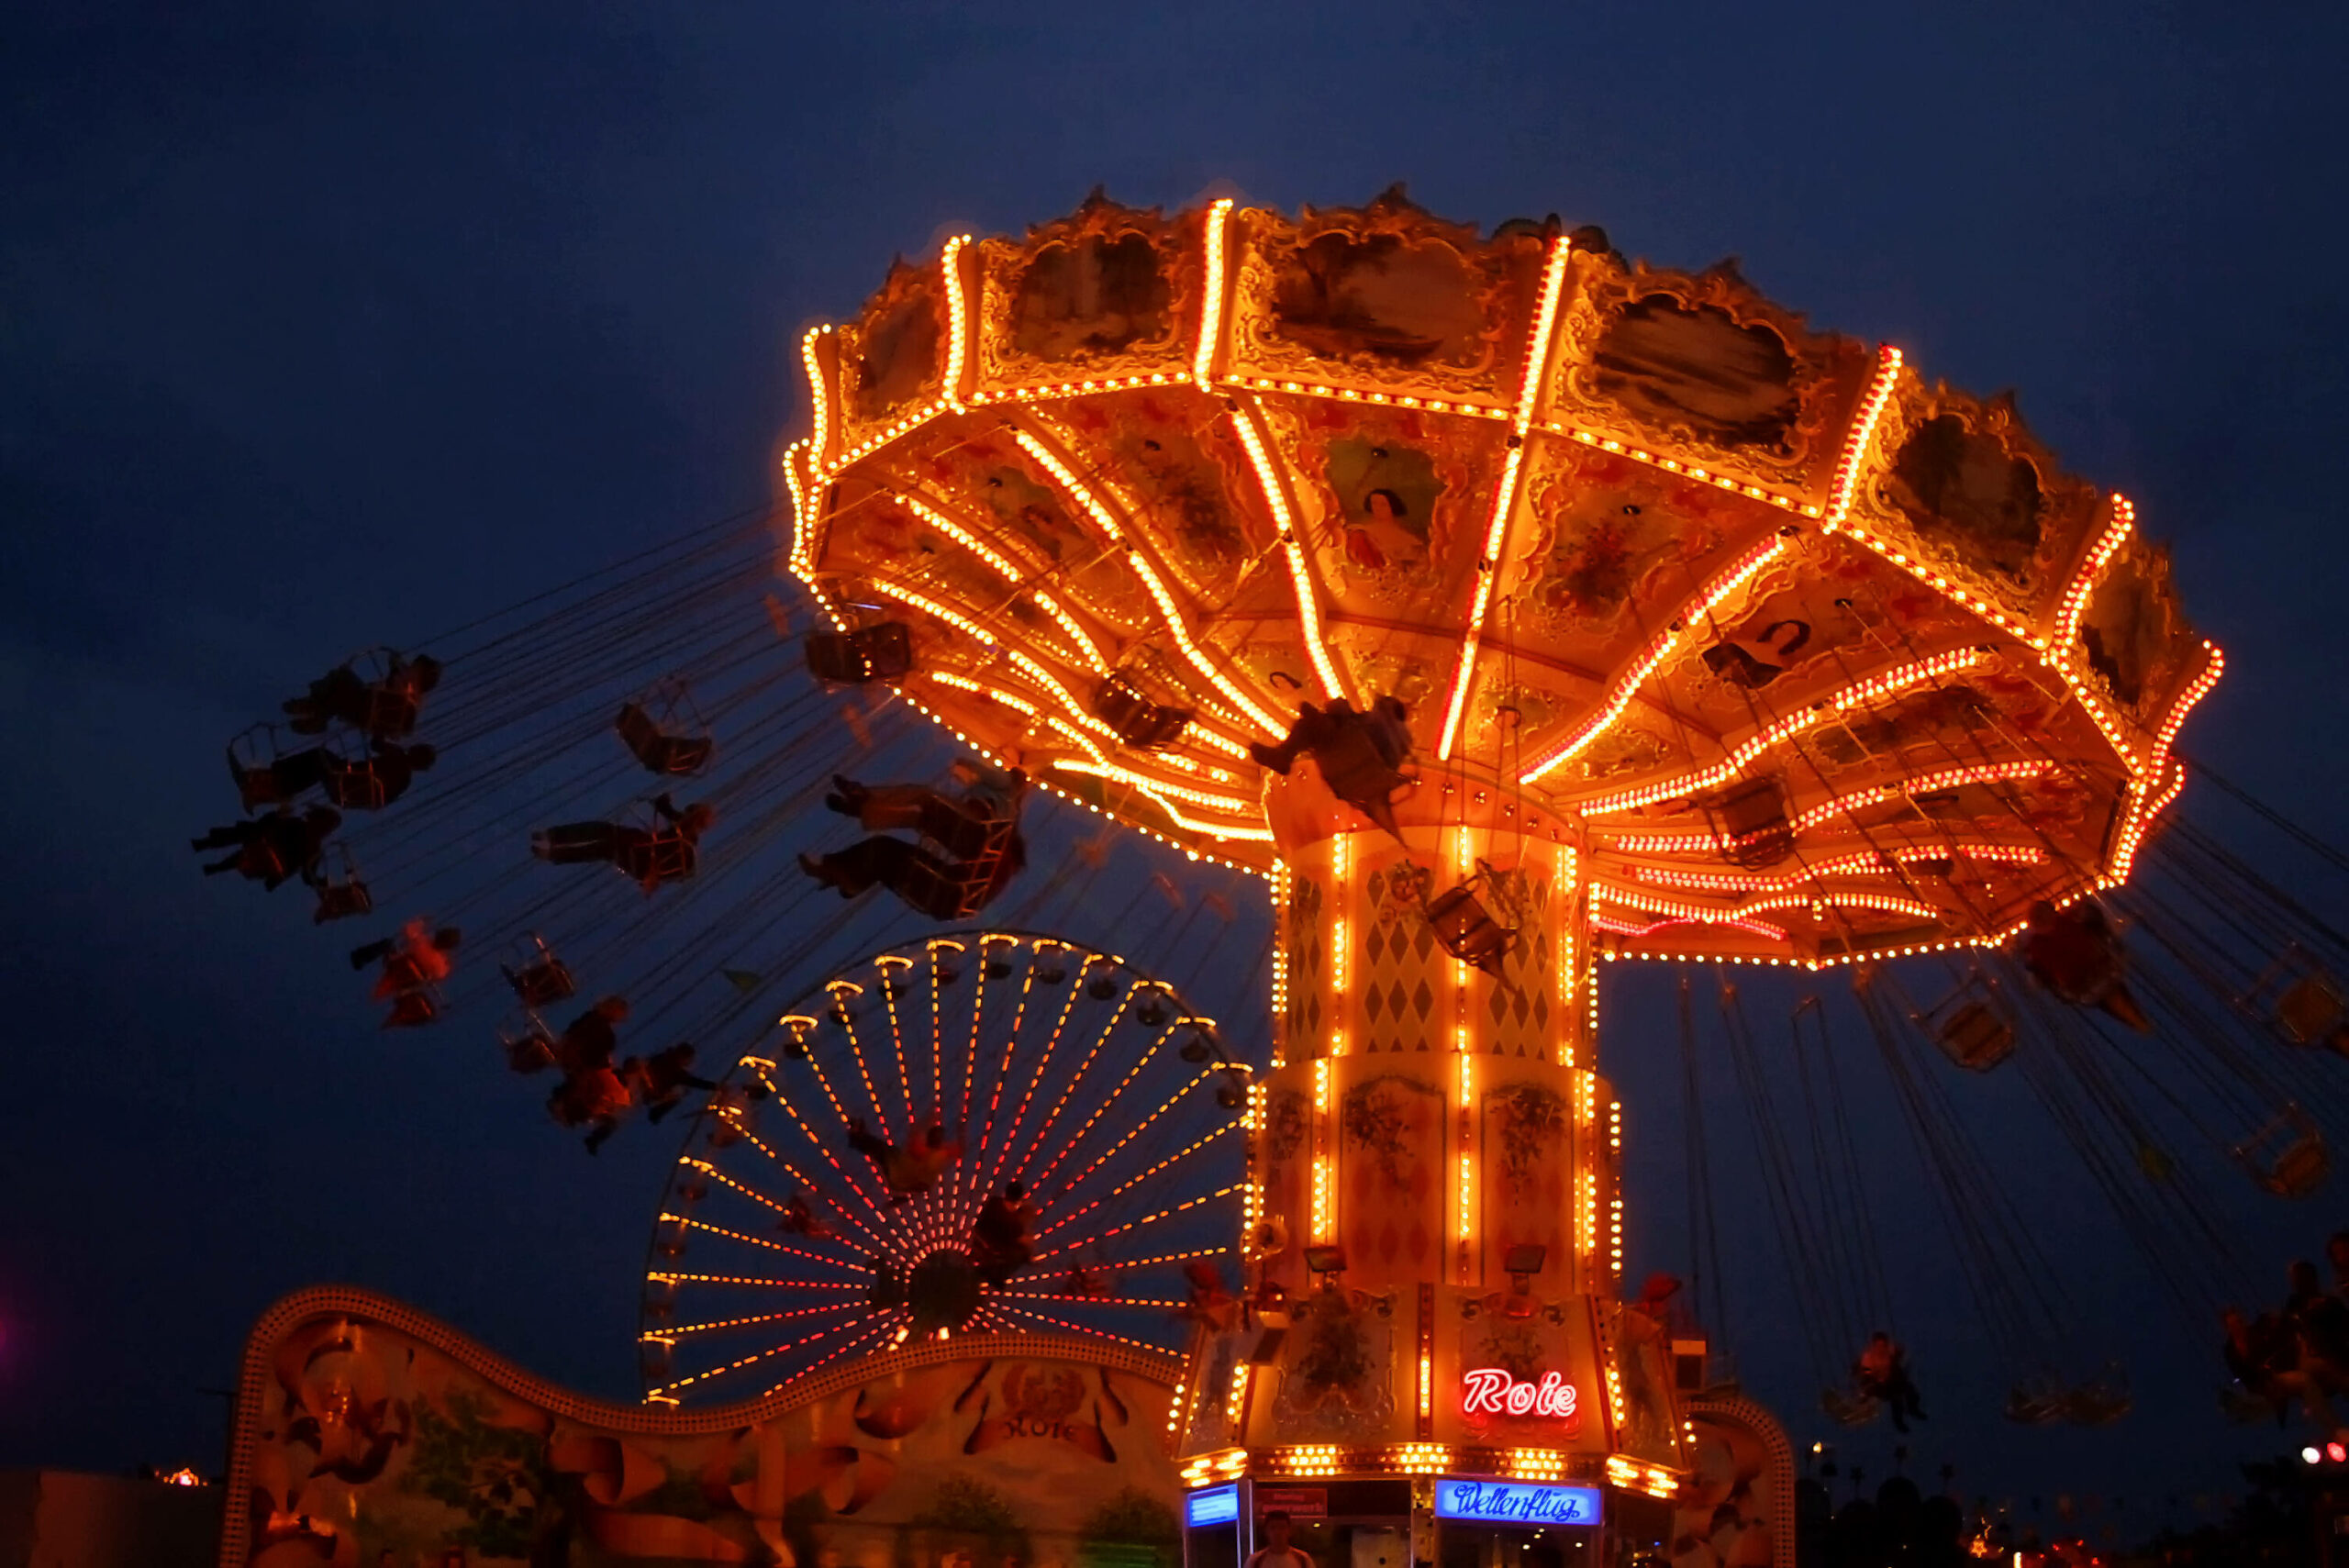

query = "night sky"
6;0;2348;1540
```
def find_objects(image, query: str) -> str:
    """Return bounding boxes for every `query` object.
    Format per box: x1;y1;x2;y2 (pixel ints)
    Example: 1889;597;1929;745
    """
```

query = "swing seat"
2238;1108;2329;1198
2277;973;2345;1046
2002;1385;2065;1425
1427;883;1516;975
507;958;577;1009
617;701;714;776
1093;674;1193;750
309;849;372;924
1935;999;2017;1071
382;990;440;1029
1820;1386;1879;1427
918;795;1019;863
2062;1385;2131;1425
1709;774;1795;869
622;828;699;891
501;1028;557;1075
324;758;390;812
806;622;913;684
898;844;1009;921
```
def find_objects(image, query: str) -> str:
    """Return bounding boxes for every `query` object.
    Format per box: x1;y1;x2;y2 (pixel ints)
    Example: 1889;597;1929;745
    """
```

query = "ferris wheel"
636;931;1250;1405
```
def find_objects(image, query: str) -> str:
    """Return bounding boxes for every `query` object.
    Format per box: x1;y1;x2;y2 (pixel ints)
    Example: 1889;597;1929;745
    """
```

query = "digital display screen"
1432;1479;1603;1528
1186;1485;1241;1527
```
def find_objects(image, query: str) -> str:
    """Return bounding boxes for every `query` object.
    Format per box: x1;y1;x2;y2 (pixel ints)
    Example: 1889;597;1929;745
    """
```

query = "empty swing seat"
1427;883;1516;975
617;701;714;776
1709;775;1795;869
2239;1109;2330;1198
1093;674;1193;750
806;623;913;684
2276;972;2345;1046
508;958;577;1009
1936;998;2017;1071
310;849;372;924
1820;1387;1879;1428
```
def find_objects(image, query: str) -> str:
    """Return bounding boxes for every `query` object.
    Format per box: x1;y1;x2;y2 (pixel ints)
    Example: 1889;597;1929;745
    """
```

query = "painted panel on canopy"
1030;392;1275;605
877;424;1157;637
1226;191;1547;411
1544;251;1872;502
1271;395;1511;626
1508;439;1772;660
1846;374;2103;620
972;195;1199;393
833;256;949;455
1655;535;1990;740
2076;534;2199;735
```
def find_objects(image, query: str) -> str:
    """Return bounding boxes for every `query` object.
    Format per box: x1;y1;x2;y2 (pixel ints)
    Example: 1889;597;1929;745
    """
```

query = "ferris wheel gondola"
635;931;1249;1406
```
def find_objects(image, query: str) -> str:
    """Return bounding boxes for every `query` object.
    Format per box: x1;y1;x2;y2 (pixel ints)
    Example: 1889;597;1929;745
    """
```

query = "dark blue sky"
5;0;2346;1536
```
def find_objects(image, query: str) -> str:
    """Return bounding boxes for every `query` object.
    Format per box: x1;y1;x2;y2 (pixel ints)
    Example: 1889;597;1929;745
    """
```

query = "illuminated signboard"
1433;1479;1603;1528
1460;1368;1578;1419
1186;1485;1240;1527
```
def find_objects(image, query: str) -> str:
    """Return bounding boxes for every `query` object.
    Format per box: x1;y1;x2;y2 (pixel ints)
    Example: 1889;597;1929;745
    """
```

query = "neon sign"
1460;1368;1578;1419
1185;1485;1239;1527
1434;1479;1603;1527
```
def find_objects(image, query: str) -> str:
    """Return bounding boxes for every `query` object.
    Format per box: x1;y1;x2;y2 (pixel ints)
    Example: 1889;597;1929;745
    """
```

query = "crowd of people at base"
2222;1231;2349;1431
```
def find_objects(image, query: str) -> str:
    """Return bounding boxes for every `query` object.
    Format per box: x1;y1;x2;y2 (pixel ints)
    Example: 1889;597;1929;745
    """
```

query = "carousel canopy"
785;187;2216;967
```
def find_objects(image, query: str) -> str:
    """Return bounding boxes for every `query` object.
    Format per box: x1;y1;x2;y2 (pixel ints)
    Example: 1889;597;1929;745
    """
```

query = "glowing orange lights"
1230;403;1347;703
1825;344;1903;529
1576;647;1987;816
940;235;973;411
1195;199;1234;388
2055;496;2135;652
1521;535;1788;782
1435;234;1573;762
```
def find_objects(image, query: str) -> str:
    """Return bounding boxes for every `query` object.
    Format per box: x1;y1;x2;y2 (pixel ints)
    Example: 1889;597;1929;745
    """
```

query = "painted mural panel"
227;1303;1180;1568
1336;1073;1446;1279
1226;192;1546;410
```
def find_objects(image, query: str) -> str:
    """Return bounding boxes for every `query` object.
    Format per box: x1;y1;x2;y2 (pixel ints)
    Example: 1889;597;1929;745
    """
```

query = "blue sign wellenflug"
1432;1479;1603;1528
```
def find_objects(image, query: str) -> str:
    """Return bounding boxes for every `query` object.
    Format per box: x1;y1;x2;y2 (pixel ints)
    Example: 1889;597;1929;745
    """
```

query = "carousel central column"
1176;771;1698;1527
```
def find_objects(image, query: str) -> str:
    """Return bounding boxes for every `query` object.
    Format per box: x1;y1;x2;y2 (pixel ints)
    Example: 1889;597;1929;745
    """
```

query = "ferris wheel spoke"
651;1272;869;1290
1034;1122;1236;1240
763;1316;902;1396
990;1290;1187;1308
653;1305;878;1398
874;955;920;1129
985;1299;1177;1354
665;1214;876;1274
925;938;962;1121
719;1121;894;1254
662;1299;874;1339
827;981;895;1130
1024;1043;1192;1201
751;1064;904;1252
685;1151;891;1262
995;966;1135;1195
971;949;1086;1199
1028;1185;1242;1263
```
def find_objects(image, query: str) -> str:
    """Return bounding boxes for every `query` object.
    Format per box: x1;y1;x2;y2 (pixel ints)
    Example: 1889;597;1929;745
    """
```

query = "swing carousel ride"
201;188;2349;1536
